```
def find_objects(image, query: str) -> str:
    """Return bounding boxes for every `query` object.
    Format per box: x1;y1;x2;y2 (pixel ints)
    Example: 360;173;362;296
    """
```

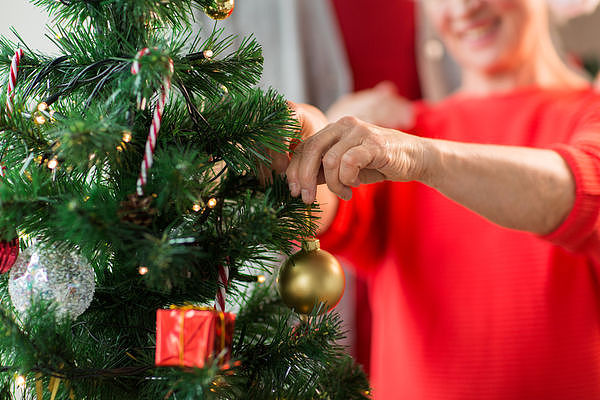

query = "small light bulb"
207;198;217;208
203;49;214;59
138;266;149;275
257;275;266;284
67;200;77;211
47;158;58;170
192;203;202;212
116;145;123;152
34;114;46;125
122;131;132;143
37;102;48;112
15;375;26;387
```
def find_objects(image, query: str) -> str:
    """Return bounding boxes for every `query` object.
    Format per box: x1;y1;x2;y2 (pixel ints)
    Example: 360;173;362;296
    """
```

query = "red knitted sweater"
320;88;600;399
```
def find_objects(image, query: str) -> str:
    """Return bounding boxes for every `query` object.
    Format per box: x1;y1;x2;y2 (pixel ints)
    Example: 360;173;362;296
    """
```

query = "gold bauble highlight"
278;239;345;315
204;0;235;20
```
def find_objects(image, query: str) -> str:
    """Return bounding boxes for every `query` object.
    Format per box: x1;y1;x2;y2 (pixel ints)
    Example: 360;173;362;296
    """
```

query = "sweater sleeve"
542;116;600;263
318;182;390;276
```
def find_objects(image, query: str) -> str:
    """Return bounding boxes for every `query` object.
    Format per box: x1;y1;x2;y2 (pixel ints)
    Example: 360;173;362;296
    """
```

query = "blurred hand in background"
325;81;415;129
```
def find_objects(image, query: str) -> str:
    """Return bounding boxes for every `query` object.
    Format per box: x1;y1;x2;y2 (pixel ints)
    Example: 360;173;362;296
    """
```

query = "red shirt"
330;0;421;98
320;88;600;399
330;0;422;374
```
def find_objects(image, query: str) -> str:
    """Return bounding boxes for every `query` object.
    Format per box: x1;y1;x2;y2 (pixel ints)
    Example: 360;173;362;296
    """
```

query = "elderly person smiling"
279;0;600;398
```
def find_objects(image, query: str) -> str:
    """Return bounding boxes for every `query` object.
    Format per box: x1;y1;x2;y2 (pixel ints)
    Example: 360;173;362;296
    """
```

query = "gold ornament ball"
277;239;345;315
204;0;235;20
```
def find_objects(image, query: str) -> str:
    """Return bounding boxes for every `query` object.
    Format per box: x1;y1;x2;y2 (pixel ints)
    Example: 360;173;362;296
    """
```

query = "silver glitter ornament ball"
8;245;95;320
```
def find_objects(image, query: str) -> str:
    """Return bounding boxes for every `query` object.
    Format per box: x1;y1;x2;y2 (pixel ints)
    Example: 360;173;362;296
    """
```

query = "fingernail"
301;189;312;204
289;182;299;196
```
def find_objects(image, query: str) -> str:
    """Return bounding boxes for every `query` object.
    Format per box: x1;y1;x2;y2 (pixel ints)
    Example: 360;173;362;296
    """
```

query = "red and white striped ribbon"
6;48;24;115
131;48;174;196
215;264;229;312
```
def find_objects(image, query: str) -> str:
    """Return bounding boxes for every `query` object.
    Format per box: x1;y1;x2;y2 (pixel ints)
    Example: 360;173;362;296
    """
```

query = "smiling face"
426;0;548;74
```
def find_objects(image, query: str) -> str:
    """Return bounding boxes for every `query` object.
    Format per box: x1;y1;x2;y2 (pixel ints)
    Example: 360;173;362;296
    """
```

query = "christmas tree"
0;1;370;399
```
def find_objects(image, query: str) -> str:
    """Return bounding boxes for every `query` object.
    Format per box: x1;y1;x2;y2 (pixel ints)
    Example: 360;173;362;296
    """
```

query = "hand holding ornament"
285;114;430;204
286;104;576;236
259;101;329;185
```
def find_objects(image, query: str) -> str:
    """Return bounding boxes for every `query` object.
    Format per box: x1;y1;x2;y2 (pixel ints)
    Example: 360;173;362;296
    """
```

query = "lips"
456;18;501;47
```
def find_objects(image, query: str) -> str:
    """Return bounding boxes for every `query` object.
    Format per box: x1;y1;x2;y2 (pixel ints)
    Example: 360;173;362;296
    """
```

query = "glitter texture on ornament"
8;245;95;320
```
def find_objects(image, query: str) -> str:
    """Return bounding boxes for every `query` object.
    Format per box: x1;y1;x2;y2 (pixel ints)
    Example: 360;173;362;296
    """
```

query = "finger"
324;163;352;201
285;102;313;196
270;150;289;176
296;123;345;204
322;129;365;200
374;81;397;94
287;150;325;197
338;145;376;189
287;140;326;197
286;141;304;197
357;168;386;185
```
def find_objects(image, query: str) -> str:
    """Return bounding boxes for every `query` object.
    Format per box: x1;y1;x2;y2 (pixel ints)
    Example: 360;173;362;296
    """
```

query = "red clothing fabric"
319;88;600;399
330;0;421;98
330;0;422;375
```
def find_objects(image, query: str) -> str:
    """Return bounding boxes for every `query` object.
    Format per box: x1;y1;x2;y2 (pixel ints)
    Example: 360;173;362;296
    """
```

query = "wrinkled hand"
326;81;415;129
286;116;429;204
259;102;328;184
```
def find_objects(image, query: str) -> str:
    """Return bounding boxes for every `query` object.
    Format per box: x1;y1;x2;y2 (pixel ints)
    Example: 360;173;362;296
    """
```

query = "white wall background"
0;1;57;54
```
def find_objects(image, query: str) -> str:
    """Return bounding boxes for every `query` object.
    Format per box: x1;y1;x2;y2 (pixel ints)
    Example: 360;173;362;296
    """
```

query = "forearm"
420;139;575;235
286;115;576;236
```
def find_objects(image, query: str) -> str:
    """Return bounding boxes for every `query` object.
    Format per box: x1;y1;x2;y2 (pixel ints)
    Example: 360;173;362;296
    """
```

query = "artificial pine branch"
0;0;371;398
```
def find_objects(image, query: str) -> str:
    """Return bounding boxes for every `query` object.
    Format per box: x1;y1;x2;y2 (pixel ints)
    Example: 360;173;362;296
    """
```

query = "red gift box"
155;307;235;368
